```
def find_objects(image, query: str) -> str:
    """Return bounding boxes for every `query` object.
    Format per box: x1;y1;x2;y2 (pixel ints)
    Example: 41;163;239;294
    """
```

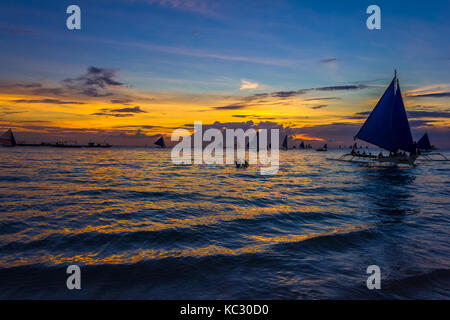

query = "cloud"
291;133;325;142
231;114;277;120
407;110;450;118
91;113;135;117
211;84;366;112
91;113;130;117
240;93;270;101
221;85;365;110
12;99;85;105
240;79;259;90
213;104;246;110
346;112;369;120
64;66;124;97
92;106;147;117
107;39;297;67
290;122;360;145
304;97;340;101
318;58;337;64
79;88;114;97
405;84;450;99
315;85;367;91
409;120;438;127
0;82;41;89
246;86;365;101
0;107;23;117
409;105;440;110
0;69;126;100
407;92;450;98
311;105;328;109
32;88;65;96
108;106;147;113
348;109;450;121
111;98;133;104
64;67;123;88
271;90;306;98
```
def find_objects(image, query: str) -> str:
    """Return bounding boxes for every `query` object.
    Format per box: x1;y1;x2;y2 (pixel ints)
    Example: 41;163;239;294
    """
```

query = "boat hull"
333;153;417;165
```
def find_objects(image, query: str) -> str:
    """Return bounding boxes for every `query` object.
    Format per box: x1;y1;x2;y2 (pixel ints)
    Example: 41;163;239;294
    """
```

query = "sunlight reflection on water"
0;147;449;298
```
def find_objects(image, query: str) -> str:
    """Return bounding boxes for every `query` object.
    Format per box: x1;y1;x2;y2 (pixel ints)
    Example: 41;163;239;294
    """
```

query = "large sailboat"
337;71;417;165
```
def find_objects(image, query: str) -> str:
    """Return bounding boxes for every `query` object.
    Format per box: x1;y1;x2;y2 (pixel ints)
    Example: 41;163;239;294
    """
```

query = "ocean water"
0;147;449;299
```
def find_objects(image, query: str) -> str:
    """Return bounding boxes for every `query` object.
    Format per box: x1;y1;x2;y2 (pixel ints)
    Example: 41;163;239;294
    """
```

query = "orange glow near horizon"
1;81;449;145
291;133;325;142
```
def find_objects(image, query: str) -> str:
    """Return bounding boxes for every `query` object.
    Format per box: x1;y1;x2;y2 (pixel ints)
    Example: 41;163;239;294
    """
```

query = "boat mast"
394;69;397;92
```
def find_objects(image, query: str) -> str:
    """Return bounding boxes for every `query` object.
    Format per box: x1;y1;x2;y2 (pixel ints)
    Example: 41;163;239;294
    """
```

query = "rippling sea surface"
0;147;449;299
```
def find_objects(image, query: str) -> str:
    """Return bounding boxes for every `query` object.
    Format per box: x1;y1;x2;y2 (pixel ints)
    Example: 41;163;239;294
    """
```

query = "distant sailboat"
416;133;433;151
337;71;418;164
316;143;327;152
0;129;16;147
416;132;450;161
414;132;448;161
256;130;260;151
154;136;166;148
248;130;260;151
282;135;288;150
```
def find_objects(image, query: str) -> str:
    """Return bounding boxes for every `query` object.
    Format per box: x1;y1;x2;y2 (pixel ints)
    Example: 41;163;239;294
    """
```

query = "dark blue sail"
355;74;414;153
355;78;396;151
154;136;166;148
282;135;288;149
257;130;260;151
392;82;414;153
417;133;432;150
0;128;16;146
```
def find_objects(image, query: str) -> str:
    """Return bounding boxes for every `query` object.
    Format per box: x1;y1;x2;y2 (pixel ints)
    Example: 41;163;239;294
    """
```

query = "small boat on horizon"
316;143;328;152
154;135;166;148
416;132;436;152
0;129;17;147
415;132;448;161
282;135;288;150
0;129;16;147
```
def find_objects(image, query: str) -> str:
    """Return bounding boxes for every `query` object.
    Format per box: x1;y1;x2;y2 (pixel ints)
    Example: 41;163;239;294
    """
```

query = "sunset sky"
0;0;449;147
